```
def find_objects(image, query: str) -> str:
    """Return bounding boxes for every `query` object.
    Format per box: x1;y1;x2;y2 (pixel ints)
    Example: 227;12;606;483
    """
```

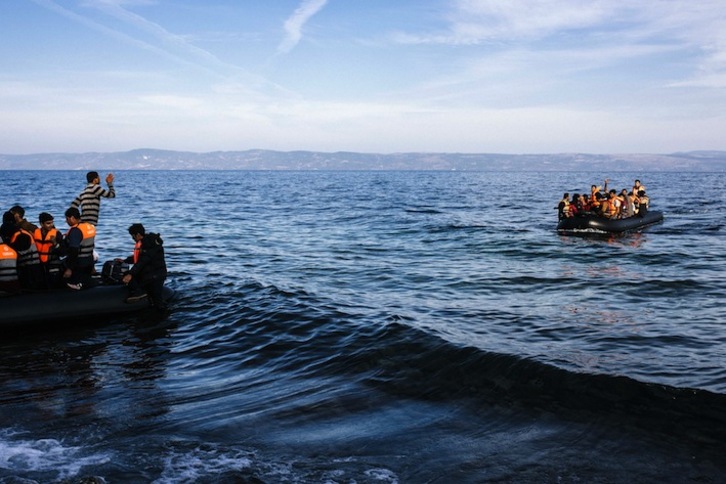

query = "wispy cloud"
277;0;328;54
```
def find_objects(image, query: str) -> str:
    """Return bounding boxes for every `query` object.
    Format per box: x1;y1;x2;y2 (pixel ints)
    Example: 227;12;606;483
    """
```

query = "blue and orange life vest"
0;244;18;282
10;229;41;267
66;222;96;266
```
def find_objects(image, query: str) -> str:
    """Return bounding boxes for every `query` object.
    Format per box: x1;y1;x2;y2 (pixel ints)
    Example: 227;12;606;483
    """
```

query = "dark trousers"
128;275;167;310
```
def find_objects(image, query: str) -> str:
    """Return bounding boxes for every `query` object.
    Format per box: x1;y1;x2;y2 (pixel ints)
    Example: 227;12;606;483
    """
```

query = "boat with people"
557;210;664;234
556;178;663;235
0;279;175;327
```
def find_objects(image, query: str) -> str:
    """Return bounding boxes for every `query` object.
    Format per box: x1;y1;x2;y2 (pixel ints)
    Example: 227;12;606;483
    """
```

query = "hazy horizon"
2;1;726;154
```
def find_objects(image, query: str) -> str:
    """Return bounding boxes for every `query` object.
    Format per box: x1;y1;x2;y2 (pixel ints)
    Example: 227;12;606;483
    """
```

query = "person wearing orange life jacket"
0;241;20;294
119;223;168;310
59;207;96;290
34;212;63;288
1;211;44;290
601;190;621;219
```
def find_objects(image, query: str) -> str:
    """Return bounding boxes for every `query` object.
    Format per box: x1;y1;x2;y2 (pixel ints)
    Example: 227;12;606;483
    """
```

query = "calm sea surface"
0;170;724;483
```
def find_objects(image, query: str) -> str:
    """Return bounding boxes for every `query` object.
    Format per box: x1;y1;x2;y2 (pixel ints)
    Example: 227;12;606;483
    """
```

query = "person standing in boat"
34;212;63;288
59;207;96;290
0;211;44;290
70;171;116;225
119;223;168;310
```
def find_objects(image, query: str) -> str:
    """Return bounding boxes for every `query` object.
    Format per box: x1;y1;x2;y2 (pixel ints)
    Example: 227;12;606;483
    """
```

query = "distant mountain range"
1;149;725;171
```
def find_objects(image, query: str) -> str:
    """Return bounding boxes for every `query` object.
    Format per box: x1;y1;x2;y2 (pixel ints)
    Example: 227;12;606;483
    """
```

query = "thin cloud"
277;0;328;54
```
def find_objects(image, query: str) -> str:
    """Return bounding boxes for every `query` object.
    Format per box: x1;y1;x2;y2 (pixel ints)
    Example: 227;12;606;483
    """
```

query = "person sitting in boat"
34;212;63;288
59;207;96;290
119;223;168;310
9;205;38;233
0;211;44;290
637;190;649;216
557;193;571;220
589;179;608;201
569;193;587;217
601;190;621;219
0;239;20;294
628;189;641;216
619;189;635;218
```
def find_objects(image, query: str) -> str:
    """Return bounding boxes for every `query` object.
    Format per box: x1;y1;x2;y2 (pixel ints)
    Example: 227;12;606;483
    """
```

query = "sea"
0;169;724;483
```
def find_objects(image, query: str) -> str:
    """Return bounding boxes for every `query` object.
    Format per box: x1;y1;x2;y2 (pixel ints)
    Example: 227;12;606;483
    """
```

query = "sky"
2;0;726;155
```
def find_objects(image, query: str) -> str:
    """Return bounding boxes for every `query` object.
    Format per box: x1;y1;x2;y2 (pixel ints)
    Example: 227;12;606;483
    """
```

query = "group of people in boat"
557;179;650;221
0;171;168;310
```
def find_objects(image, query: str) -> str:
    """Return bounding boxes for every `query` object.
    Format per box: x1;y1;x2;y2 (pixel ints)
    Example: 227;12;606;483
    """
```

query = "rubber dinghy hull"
0;284;175;326
557;210;664;234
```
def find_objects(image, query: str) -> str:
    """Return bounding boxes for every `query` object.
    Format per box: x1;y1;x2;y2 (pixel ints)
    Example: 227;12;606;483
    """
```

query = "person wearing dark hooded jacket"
121;223;168;310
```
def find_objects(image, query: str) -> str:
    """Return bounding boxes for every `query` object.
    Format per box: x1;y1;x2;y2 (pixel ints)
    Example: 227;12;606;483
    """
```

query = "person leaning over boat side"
120;223;168;310
70;171;116;226
9;205;38;233
34;212;63;288
0;211;44;290
59;207;96;290
0;239;20;294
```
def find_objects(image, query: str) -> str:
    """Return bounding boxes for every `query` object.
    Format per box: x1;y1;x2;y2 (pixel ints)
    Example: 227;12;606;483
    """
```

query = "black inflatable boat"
0;283;175;327
557;210;664;234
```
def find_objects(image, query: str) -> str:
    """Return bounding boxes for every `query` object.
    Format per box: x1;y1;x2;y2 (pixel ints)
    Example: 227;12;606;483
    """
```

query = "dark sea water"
0;170;724;483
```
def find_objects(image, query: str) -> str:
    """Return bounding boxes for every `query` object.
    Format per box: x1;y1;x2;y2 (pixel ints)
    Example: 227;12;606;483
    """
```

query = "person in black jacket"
120;223;168;310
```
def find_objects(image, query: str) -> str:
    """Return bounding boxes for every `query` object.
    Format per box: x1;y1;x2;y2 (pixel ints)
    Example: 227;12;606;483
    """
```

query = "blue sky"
2;0;725;154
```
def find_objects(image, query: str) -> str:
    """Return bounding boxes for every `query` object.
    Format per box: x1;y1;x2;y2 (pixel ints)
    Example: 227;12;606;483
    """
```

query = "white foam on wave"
0;429;111;480
153;446;253;484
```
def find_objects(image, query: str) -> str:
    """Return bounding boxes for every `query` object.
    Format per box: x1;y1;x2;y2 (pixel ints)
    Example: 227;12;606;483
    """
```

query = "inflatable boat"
557;210;664;234
0;283;175;327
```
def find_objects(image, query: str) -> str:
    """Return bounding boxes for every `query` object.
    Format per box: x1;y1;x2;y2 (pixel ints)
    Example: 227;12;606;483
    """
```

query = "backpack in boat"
101;260;129;284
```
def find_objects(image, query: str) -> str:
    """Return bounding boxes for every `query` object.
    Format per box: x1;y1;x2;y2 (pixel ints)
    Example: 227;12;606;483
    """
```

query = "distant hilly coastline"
1;149;725;171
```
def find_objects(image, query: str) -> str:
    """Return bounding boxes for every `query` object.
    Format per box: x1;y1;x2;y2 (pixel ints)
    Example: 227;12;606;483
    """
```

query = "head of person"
86;171;100;183
9;205;25;224
39;212;54;228
128;223;145;241
638;190;646;197
1;212;17;242
65;207;81;225
634;179;642;187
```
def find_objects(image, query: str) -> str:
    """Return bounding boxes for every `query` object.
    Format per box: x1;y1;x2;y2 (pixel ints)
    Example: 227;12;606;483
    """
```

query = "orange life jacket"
10;229;41;267
33;227;58;263
133;240;142;264
66;222;96;265
0;244;18;282
603;197;619;218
